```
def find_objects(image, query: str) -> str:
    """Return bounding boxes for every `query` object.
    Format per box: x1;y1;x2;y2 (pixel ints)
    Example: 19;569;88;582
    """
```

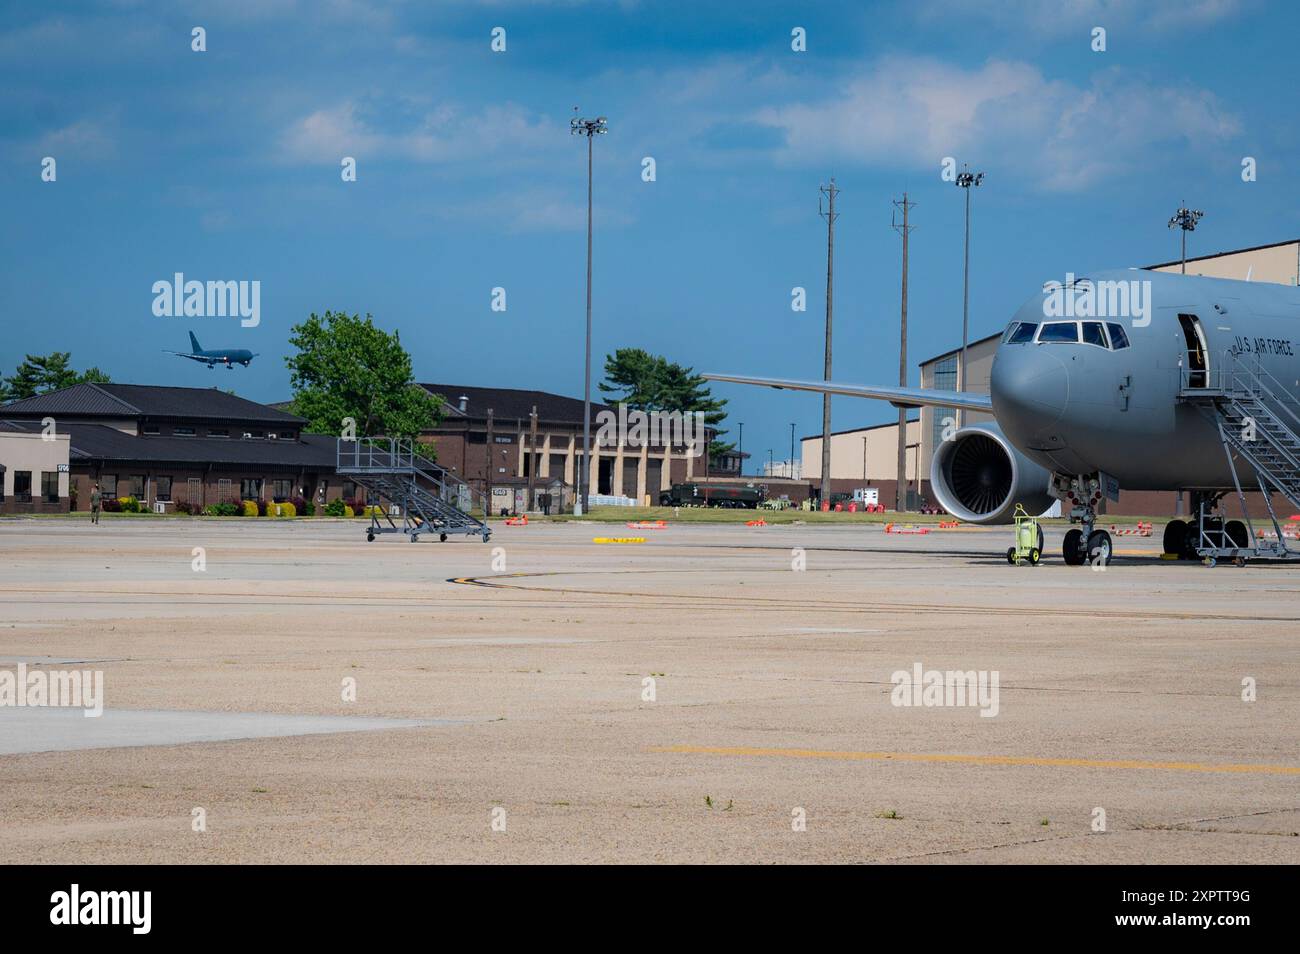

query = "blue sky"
3;0;1297;465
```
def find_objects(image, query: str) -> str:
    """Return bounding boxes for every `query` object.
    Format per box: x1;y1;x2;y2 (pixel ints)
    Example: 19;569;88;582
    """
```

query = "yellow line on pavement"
650;745;1300;776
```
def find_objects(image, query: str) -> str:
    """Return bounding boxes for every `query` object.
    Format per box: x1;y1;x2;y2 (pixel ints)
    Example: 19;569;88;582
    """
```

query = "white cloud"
755;58;1241;189
277;100;560;165
911;0;1244;37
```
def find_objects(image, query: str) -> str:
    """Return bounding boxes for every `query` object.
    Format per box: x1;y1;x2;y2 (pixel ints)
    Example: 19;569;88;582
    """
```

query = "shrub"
343;505;355;517
290;495;307;513
324;499;346;517
274;501;297;517
345;496;366;514
256;498;269;516
118;496;141;513
241;499;259;517
101;496;122;513
361;504;385;518
175;500;195;515
298;500;315;517
203;503;239;516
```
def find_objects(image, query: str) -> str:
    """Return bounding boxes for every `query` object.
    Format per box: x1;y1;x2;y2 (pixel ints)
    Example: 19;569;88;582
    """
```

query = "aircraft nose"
990;346;1069;434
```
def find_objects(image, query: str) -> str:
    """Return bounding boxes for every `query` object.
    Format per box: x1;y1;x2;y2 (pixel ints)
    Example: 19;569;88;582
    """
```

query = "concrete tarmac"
0;517;1296;863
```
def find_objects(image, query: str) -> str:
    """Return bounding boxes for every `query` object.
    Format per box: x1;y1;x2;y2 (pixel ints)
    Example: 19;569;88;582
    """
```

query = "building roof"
916;331;1003;369
1;420;335;469
420;383;613;426
1;383;305;425
1145;237;1299;271
800;417;919;442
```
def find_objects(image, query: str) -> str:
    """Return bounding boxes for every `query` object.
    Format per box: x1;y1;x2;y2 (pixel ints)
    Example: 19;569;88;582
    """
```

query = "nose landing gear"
1056;474;1112;567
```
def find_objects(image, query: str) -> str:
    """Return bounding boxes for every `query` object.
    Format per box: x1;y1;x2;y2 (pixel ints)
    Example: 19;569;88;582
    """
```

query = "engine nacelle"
930;421;1054;524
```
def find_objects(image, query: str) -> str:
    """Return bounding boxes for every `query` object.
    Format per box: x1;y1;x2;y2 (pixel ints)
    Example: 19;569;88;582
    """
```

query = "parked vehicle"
659;482;766;508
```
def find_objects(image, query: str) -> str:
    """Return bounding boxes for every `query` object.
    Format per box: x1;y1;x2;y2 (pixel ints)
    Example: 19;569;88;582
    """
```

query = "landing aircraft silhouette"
165;332;256;369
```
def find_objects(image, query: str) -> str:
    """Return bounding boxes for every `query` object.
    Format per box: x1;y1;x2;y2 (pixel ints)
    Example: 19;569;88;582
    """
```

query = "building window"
272;479;292;501
343;480;357;499
241;478;262;500
208;429;229;438
42;472;60;503
14;471;32;503
125;475;145;499
143;424;160;436
931;356;959;455
186;477;202;505
156;476;173;501
101;474;117;497
217;478;234;503
247;430;264;439
175;426;196;437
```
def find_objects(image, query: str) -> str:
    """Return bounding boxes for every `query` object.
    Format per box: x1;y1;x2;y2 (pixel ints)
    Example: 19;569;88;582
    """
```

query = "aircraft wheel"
440;533;448;542
1063;528;1085;566
1162;519;1186;556
1028;547;1041;566
1086;529;1113;566
1006;547;1016;565
1225;519;1249;549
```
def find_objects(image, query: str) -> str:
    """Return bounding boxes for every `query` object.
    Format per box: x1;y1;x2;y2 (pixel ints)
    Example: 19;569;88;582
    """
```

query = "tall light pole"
1168;203;1205;274
789;423;795;478
570;113;607;515
955;166;983;426
818;179;839;507
737;422;744;476
892;192;916;512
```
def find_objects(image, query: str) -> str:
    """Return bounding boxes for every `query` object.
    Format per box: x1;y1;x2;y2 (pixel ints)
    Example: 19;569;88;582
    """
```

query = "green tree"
2;352;112;402
599;348;732;461
284;311;442;439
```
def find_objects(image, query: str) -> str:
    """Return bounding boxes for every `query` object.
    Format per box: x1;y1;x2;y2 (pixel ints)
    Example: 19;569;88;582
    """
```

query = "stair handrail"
1223;348;1300;436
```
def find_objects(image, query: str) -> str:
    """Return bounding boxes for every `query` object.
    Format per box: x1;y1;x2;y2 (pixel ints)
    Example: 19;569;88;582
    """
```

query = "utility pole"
789;423;795;479
485;408;494;517
955;166;984;426
737;422;744;476
570;112;608;515
818;178;838;508
527;405;538;512
1168;203;1205;274
891;192;916;512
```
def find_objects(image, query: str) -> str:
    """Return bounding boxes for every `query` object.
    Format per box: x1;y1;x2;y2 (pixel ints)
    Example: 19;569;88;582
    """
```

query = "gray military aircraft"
707;269;1300;566
165;332;257;369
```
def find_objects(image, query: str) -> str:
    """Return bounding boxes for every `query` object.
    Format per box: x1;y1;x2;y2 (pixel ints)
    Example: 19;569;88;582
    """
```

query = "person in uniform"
90;483;102;525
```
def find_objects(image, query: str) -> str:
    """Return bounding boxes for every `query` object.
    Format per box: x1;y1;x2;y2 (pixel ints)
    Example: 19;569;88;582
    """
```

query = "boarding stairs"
1178;349;1300;561
335;438;491;543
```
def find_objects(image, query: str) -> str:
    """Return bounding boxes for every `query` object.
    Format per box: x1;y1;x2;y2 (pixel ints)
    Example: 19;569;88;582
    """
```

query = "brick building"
0;383;345;513
417;383;711;509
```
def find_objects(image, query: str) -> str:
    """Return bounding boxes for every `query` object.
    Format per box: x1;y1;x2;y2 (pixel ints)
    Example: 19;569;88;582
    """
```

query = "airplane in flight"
165;332;257;369
707;268;1300;567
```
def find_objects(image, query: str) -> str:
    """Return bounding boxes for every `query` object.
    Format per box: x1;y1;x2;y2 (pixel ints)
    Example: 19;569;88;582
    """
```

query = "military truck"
659;482;766;509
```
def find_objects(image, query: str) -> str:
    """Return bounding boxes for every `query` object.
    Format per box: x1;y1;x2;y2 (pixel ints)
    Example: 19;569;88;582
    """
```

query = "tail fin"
188;331;202;353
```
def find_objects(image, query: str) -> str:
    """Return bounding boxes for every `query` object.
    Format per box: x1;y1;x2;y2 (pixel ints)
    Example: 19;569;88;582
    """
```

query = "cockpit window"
1081;321;1106;347
1038;322;1079;343
1002;322;1019;343
1106;322;1130;350
1007;322;1037;344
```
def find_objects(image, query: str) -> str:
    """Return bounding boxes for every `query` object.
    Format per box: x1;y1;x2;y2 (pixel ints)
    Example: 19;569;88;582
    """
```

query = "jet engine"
930;421;1054;524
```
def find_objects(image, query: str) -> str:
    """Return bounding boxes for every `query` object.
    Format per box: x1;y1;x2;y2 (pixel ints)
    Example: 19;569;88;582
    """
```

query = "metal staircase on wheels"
335;438;491;543
1178;349;1300;563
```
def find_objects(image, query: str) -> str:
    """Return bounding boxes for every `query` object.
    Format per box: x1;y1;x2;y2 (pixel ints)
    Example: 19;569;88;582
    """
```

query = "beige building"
1149;238;1300;285
0;425;72;513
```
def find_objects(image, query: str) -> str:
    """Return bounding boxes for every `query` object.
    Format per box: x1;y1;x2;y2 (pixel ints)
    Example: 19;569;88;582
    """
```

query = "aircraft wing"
703;373;992;411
